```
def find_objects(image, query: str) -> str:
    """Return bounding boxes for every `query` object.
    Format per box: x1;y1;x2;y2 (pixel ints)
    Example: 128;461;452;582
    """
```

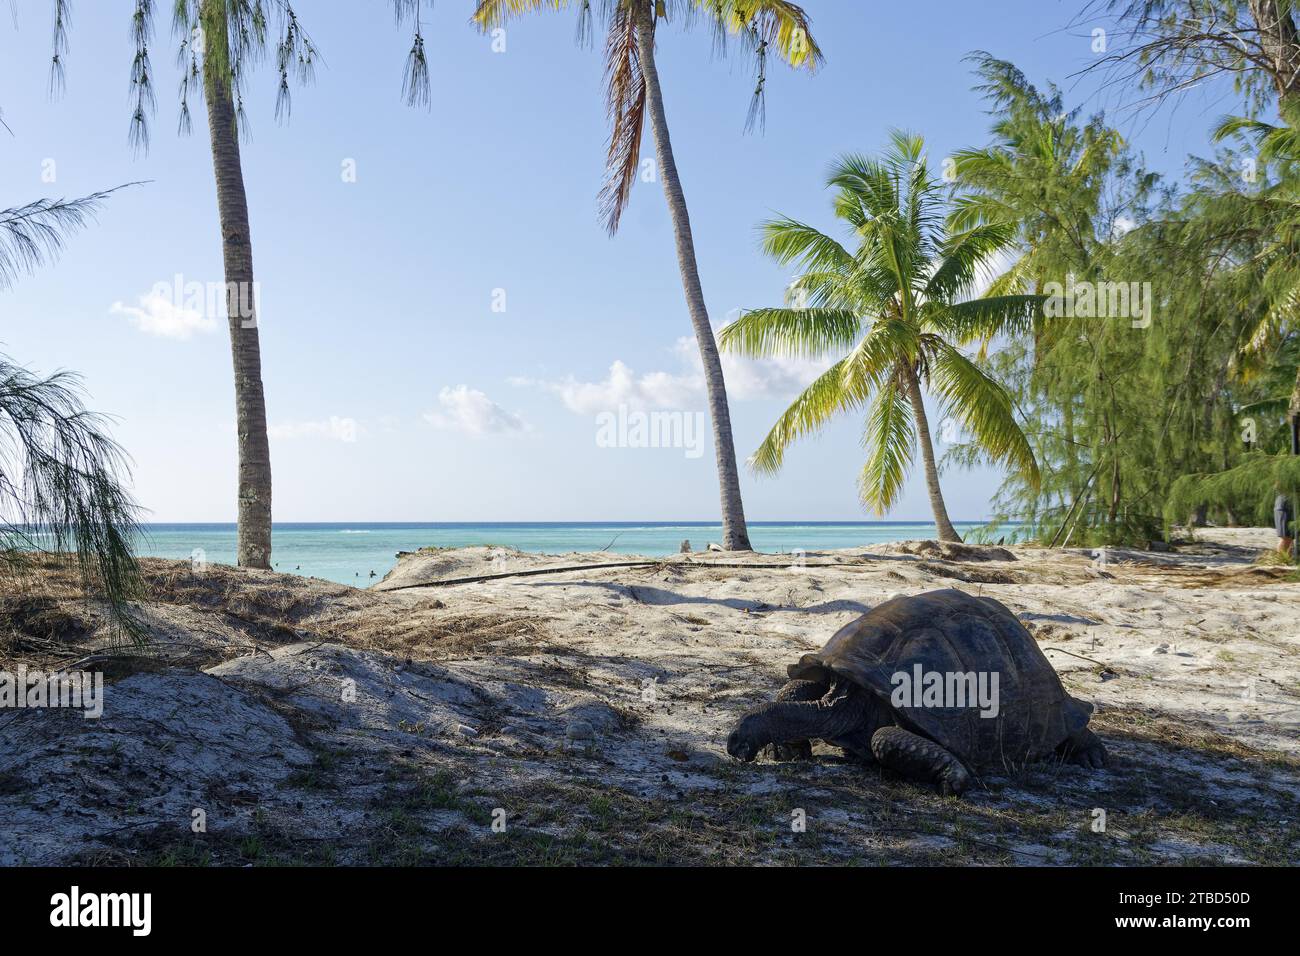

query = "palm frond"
827;151;899;226
392;0;430;108
692;0;823;69
758;215;855;272
925;220;1018;302
749;354;868;474
1213;113;1300;165
982;255;1033;297
127;0;157;154
597;3;646;234
472;0;575;29
718;307;862;359
946;187;1015;232
931;294;1043;343
926;338;1038;487
857;373;915;513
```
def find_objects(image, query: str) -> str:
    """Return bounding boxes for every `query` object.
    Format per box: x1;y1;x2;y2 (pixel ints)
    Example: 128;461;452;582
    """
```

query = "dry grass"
0;555;556;671
1092;706;1300;771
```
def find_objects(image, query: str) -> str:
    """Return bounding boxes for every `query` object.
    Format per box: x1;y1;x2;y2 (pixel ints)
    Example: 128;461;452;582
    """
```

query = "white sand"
1;529;1296;865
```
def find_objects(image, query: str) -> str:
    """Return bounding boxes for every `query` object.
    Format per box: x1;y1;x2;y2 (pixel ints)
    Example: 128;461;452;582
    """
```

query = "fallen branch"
377;558;881;591
1041;646;1112;669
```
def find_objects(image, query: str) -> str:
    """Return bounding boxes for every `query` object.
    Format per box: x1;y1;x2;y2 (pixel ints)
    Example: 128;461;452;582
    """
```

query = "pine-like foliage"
1;189;143;636
948;53;1298;545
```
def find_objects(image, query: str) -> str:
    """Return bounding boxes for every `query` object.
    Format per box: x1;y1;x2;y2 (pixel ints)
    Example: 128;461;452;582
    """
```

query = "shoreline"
125;520;1003;586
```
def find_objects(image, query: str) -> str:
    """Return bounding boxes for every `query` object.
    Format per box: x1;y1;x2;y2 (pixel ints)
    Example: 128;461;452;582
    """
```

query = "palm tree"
50;1;325;568
472;0;822;551
51;1;434;568
1;188;143;628
719;135;1041;542
191;0;283;569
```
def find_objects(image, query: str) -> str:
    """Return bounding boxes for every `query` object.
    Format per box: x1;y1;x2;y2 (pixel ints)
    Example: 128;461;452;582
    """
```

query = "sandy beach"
2;528;1297;865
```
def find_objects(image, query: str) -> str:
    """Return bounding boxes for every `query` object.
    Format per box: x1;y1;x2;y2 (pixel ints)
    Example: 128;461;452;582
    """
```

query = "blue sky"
1;1;1218;522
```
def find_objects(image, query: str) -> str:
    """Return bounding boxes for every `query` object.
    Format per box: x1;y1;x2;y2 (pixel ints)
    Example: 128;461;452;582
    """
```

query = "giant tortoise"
725;588;1107;795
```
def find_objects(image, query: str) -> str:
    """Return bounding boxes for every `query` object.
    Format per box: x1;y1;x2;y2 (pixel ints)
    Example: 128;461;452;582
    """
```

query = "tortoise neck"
756;682;872;743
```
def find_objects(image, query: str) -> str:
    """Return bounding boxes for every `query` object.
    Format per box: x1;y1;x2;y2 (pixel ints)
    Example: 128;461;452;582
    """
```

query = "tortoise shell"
788;588;1092;768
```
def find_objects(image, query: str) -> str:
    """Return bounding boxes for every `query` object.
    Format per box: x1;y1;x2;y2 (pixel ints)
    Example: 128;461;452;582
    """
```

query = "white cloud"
110;291;219;340
517;360;700;415
269;416;359;442
514;328;831;415
423;385;528;435
673;335;828;402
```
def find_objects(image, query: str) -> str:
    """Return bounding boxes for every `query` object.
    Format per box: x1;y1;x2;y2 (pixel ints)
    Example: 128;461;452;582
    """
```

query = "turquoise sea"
134;521;995;586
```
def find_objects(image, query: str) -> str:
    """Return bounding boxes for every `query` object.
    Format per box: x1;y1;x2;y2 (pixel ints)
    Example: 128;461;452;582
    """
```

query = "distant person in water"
1276;493;1294;557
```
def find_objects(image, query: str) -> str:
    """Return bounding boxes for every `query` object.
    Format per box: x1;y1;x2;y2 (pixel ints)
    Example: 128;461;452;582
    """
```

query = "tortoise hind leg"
1055;727;1108;769
767;679;827;761
870;726;971;796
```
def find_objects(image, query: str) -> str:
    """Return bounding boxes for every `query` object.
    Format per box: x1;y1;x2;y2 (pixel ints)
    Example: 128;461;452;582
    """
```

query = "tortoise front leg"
1055;727;1108;770
826;727;877;764
768;679;827;761
870;726;971;796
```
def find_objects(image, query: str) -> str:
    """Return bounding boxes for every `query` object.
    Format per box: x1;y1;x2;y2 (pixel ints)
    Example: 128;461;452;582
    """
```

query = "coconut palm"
1;187;142;628
53;1;436;568
472;0;822;551
719;135;1041;542
50;1;327;568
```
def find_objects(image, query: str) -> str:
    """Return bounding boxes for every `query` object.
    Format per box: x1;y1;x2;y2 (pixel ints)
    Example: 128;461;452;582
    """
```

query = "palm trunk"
633;2;751;551
203;18;272;569
903;364;961;543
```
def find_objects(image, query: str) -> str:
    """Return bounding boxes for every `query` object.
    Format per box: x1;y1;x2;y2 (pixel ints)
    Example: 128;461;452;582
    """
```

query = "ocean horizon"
133;521;1002;586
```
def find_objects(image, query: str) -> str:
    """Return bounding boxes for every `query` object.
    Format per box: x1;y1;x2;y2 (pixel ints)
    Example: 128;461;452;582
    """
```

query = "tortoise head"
726;711;769;762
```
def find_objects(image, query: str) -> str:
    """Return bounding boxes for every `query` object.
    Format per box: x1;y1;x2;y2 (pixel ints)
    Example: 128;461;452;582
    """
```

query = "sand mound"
884;539;1018;562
